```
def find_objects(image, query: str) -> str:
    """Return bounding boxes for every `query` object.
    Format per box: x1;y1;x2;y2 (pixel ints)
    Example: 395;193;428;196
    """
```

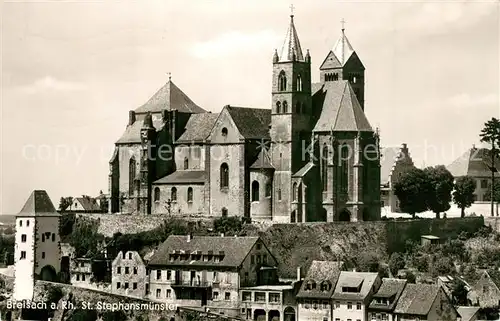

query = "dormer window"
278;71;287;91
320;280;332;292
305;280;317;290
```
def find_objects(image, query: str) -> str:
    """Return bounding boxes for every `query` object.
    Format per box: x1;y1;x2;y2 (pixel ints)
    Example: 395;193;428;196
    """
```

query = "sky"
1;0;499;214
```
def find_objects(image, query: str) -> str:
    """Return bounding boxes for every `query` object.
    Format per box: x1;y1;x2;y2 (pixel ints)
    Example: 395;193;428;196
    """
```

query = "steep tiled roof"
177;113;219;143
292;162;315;177
312;81;372;133
226;106;271;139
486;269;500;290
116;117;165;144
148;235;260;267
380;145;414;186
75;197;100;211
332;30;355;66
153;170;206;185
18;190;59;217
447;147;500;178
394;284;439;316
319;51;342;70
278;15;304;62
332;271;379;300
297;261;344;299
369;278;407;311
134;80;205;114
250;148;274;169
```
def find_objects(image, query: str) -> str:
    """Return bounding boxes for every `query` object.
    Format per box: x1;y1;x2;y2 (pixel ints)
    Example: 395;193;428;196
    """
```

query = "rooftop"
17;190;59;217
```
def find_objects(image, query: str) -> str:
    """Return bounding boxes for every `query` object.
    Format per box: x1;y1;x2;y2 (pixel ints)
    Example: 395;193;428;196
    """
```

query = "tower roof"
332;29;355;66
134;79;205;114
278;15;304;62
17;190;60;217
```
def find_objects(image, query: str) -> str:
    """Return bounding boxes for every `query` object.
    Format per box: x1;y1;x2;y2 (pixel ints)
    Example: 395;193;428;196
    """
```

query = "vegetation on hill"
453;176;477;217
479;117;500;216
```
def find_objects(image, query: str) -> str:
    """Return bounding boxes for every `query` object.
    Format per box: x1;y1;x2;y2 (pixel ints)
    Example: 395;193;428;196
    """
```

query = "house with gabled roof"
379;144;415;212
393;284;458;321
469;269;500;309
146;234;278;318
296;260;345;321
367;278;407;321
107;12;381;223
447;146;500;202
331;271;381;321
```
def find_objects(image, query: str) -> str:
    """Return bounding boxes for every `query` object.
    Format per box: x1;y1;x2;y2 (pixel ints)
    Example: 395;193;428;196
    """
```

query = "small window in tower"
27;220;30;227
19;220;22;227
279;71;287;91
252;181;260;202
20;251;26;260
276;101;281;114
265;183;272;197
278;189;282;201
21;234;27;243
333;73;339;81
222;127;228;136
171;187;177;202
42;234;45;242
154;187;160;202
187;187;193;202
283;101;288;113
52;234;55;242
222;207;228;217
42;252;45;259
297;74;303;92
184;157;189;170
353;76;357;84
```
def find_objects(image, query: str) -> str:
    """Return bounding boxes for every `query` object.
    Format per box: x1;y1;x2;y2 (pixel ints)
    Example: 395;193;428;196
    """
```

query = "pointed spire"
278;11;304;62
273;49;279;63
332;19;355;66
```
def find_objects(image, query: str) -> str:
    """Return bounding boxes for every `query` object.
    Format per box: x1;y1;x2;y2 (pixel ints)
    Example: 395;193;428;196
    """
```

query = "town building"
146;234;279;317
469;269;500;309
379;144;415;212
447;146;500;202
456;307;480;321
367;278;407;321
393;284;458;321
111;251;148;297
296;260;344;321
421;235;442;246
13;190;61;301
71;258;93;286
108;13;381;223
239;283;299;321
331;271;381;321
64;196;102;213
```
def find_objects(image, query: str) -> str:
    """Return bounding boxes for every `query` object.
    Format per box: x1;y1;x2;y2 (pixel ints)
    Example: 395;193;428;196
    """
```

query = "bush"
68;309;98;321
102;310;127;321
356;252;381;272
432;256;455;276
46;286;64;305
388;252;406;276
213;216;243;235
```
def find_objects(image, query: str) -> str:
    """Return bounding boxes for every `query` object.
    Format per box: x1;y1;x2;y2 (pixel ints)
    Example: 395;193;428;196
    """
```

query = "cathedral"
108;13;381;223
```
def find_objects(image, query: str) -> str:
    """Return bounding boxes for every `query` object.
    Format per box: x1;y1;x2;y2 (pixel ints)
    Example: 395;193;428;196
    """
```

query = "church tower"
270;11;312;222
139;112;156;214
14;190;61;301
319;23;365;110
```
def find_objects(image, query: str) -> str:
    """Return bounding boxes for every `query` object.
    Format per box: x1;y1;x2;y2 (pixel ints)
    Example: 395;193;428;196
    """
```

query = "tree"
388;252;406;276
480;117;500;216
450;279;468;305
356;252;381;272
484;180;500;203
394;168;431;218
432;256;455;276
59;197;74;211
423;165;454;218
453;176;477;217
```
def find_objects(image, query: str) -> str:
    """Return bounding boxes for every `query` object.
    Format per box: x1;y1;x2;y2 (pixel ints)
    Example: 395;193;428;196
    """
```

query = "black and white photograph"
0;0;499;320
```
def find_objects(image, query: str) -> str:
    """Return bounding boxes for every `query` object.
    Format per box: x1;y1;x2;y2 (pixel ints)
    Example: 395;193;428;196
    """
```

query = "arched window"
283;101;288;113
222;127;228;136
333;73;339;81
341;144;349;193
322;145;329;191
222;207;228;217
252;181;260;202
297;74;303;92
154;187;160;202
292;183;297;201
320;281;332;292
171;187;177;202
276;101;281;114
187;187;193;202
183;157;189;170
129;157;136;195
220;163;229;189
279;71;287;91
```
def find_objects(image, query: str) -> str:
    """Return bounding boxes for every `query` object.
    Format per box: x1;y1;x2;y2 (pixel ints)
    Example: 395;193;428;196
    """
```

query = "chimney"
187;234;192;242
402;143;407;149
220;233;224;237
129;111;136;126
297;267;301;281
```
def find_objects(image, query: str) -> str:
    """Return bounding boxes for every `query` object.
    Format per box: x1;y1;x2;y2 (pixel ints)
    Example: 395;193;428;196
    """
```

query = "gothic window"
265;183;272;197
333;73;339;81
129;157;136;195
187;187;193;202
341;144;349;193
353;76;357;84
280;153;283;169
293;182;297;201
220;163;229;189
276;101;281;114
252;181;260;202
322;145;329;191
171;187;177;202
222;127;228;136
283;101;288;113
154;187;160;202
279;71;287;91
297;74;303;92
184;157;189;170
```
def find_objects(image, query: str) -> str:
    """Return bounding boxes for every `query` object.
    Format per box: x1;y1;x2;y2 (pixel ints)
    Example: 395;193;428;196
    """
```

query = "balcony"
171;278;211;288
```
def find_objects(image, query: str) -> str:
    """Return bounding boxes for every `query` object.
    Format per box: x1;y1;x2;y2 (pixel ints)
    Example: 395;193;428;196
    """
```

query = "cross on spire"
289;4;295;16
341;18;346;31
167;72;171;81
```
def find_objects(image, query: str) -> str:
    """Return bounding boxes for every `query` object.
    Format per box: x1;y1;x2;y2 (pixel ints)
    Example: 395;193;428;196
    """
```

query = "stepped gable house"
108;13;381;223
